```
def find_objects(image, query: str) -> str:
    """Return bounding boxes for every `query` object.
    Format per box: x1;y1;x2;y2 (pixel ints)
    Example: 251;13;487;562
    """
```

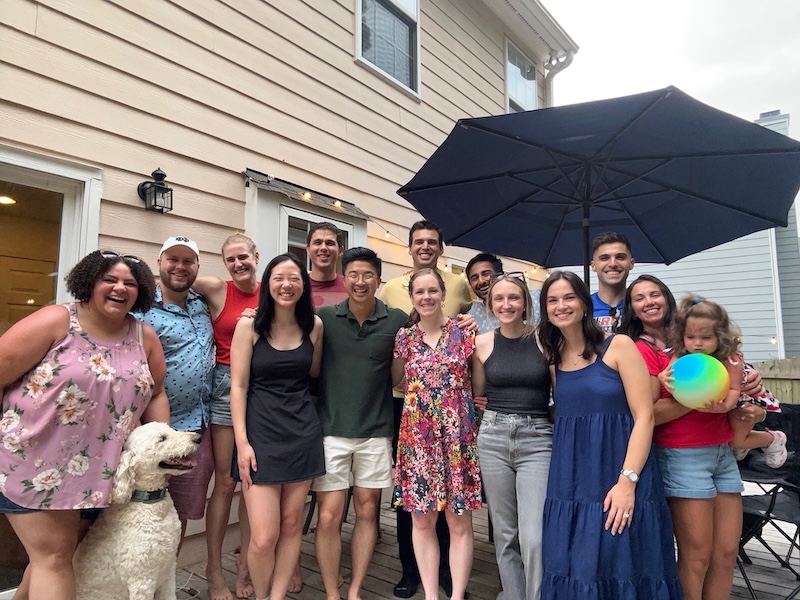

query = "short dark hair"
538;270;604;365
253;254;315;338
66;250;157;314
466;253;503;279
618;274;677;342
341;247;381;276
307;222;344;248
408;220;443;248
592;232;632;255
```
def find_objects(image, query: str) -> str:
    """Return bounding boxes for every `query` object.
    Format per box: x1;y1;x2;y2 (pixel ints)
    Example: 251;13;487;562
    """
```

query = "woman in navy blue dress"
538;271;681;599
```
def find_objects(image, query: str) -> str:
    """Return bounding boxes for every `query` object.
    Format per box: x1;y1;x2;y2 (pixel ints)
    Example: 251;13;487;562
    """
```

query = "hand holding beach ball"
670;354;730;409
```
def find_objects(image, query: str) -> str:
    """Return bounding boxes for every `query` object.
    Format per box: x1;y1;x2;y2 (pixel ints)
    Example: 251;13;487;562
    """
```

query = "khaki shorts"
312;436;393;492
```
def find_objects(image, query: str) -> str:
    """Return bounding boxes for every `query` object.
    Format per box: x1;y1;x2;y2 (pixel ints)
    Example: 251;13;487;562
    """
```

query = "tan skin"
590;242;635;309
192;241;258;600
1;261;168;600
230;259;323;600
314;260;382;600
307;229;344;282
391;273;474;600
628;280;764;600
545;278;654;535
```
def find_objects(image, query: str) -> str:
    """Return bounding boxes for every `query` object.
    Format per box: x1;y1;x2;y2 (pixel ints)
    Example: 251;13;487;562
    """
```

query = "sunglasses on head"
100;250;141;264
492;271;526;282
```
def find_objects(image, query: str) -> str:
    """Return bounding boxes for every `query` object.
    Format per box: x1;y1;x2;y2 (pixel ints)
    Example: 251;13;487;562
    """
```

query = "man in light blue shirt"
466;252;541;334
142;236;215;545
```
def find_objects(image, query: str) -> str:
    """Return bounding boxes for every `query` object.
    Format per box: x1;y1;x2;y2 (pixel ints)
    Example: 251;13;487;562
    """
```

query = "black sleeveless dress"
232;336;325;484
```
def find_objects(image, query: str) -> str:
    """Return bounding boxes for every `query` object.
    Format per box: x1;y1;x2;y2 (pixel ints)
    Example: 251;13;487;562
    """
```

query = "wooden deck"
174;491;800;600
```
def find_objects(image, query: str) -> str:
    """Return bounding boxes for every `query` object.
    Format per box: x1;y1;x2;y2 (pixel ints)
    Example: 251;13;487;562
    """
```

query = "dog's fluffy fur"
74;422;200;600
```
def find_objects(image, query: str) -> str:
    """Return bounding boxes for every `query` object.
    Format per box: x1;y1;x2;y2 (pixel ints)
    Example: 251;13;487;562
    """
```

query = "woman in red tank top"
193;233;260;600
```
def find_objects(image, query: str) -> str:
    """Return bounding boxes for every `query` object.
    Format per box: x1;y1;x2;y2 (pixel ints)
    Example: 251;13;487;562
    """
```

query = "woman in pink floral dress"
0;250;169;600
391;268;481;600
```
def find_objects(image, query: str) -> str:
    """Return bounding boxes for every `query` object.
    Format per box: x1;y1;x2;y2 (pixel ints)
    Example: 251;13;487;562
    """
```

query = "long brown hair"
537;270;604;365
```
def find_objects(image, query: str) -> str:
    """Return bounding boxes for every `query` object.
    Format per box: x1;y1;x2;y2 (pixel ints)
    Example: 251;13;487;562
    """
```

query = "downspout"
544;50;575;107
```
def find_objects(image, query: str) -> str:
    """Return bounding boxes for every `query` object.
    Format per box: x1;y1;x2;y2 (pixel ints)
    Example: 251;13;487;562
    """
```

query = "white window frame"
0;144;102;304
245;185;367;278
355;0;421;98
505;38;537;113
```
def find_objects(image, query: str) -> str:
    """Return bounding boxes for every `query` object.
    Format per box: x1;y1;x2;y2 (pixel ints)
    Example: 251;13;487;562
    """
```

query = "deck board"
175;498;800;599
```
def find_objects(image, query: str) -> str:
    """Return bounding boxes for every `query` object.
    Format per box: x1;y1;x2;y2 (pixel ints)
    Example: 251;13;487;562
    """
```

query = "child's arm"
697;356;743;413
657;358;676;394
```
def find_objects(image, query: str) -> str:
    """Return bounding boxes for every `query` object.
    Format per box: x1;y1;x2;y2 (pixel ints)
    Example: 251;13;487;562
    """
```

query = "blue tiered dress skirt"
541;338;682;599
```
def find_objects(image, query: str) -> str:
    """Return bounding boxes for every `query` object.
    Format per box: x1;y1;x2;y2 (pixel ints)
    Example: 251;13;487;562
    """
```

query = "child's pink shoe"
765;430;787;469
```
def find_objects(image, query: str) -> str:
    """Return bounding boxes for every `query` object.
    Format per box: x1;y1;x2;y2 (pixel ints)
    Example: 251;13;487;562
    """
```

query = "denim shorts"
209;363;232;426
655;444;744;499
0;493;100;520
0;492;36;514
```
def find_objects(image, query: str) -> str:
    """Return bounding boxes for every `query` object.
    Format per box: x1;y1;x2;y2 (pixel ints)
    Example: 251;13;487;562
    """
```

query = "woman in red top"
618;275;765;600
193;233;260;600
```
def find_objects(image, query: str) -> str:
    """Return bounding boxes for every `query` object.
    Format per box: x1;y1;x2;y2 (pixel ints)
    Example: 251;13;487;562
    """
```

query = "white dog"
74;422;201;600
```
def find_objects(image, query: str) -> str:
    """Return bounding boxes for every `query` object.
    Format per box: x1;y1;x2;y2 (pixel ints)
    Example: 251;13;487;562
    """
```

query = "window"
506;40;537;113
358;0;419;93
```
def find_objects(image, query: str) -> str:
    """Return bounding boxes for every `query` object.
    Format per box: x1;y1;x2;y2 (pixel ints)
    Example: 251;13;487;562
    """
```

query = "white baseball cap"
159;236;199;258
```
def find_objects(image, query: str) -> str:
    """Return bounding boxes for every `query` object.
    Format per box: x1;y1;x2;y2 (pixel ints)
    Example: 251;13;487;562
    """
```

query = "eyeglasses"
492;271;526;282
100;250;141;264
345;272;377;282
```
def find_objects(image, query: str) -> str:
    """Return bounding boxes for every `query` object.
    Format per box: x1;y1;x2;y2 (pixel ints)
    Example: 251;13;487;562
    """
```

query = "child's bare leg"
728;414;772;449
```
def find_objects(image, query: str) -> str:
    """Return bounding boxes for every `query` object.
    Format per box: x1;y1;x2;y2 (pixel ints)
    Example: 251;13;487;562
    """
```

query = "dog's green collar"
130;488;168;503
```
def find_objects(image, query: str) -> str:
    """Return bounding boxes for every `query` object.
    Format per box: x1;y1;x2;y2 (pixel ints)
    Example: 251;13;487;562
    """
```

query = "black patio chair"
738;403;800;599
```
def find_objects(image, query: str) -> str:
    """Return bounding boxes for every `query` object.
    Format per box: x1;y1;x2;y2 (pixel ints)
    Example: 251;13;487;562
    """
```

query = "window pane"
362;0;416;90
506;42;536;112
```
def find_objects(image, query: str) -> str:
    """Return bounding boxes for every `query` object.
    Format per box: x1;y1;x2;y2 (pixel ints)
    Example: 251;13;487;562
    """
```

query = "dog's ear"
111;449;136;504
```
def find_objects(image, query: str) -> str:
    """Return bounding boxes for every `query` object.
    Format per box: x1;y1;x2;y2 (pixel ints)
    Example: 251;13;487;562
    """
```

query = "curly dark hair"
538;270;605;365
253;254;315;338
668;294;741;360
65;250;156;313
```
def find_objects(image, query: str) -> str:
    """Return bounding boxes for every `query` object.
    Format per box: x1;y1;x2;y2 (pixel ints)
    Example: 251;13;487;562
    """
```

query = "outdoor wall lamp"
137;168;173;213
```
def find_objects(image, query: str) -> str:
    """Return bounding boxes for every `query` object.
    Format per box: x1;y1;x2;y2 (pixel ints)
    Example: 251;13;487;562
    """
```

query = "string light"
302;191;312;200
333;200;342;208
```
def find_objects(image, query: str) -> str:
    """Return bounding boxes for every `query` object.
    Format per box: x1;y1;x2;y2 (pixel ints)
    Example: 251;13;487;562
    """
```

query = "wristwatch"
620;469;639;483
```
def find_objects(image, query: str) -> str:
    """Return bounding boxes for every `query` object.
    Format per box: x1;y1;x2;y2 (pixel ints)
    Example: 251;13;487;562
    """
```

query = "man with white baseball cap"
140;236;215;551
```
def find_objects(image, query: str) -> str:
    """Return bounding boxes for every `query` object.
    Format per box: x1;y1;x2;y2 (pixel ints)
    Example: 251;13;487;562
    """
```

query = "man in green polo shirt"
313;247;408;600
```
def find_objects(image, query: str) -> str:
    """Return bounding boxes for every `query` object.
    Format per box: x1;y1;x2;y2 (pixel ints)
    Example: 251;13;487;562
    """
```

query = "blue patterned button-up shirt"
141;287;214;431
468;289;542;334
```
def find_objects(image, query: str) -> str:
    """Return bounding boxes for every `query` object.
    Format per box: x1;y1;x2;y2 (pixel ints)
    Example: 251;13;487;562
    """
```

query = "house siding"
0;0;560;279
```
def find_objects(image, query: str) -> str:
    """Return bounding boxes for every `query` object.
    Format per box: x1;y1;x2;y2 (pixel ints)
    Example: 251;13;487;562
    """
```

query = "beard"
160;273;195;293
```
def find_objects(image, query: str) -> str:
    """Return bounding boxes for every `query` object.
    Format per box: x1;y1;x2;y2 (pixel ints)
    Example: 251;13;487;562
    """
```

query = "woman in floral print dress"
391;268;481;600
0;250;169;600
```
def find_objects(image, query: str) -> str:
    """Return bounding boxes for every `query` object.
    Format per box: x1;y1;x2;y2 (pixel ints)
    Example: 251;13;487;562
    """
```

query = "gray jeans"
478;410;552;600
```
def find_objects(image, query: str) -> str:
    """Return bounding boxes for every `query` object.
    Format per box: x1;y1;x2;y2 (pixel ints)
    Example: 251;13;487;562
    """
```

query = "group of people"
0;219;788;600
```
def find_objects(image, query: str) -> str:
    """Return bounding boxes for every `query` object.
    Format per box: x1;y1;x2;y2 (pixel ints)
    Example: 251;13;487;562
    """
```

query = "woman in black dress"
230;254;324;600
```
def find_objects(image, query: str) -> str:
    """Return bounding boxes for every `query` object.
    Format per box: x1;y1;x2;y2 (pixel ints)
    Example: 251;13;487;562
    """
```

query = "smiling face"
222;242;259;285
488;279;525;326
630;280;667;333
158;245;199;293
684;316;720;356
90;262;139;317
591;242;634;289
408;229;443;270
307;229;343;273
467;261;497;300
343;260;379;305
409;272;445;319
268;259;304;308
545;278;585;330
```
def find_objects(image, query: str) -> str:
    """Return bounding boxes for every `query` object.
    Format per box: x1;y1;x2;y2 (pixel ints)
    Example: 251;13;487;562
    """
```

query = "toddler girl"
660;295;786;468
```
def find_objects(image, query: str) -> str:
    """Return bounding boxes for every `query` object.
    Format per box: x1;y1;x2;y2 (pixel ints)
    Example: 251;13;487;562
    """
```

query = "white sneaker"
732;448;750;461
765;430;788;469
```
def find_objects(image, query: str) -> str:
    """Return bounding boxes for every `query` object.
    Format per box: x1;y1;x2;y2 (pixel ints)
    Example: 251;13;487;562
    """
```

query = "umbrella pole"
583;205;591;291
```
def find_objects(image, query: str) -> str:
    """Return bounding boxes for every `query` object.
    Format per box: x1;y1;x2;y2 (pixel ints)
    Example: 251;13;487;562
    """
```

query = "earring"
632;315;638;321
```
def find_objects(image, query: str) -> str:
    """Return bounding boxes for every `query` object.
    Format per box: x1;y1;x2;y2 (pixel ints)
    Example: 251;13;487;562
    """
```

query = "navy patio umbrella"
398;86;800;285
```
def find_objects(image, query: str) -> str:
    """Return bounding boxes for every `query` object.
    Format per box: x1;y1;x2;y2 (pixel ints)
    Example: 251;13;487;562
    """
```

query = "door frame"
0;144;102;304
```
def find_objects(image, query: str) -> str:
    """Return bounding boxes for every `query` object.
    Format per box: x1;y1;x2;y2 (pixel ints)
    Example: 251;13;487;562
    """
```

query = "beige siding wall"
0;0;548;278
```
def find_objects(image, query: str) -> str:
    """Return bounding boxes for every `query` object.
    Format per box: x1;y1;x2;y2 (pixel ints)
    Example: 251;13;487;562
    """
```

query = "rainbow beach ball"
671;353;730;409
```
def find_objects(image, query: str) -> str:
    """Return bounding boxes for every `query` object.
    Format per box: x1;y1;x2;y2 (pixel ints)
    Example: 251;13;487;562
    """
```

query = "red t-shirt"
212;281;260;365
310;274;348;309
635;339;733;448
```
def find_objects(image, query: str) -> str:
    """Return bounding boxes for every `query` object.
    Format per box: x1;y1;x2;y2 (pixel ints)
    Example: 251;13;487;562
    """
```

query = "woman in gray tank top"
472;273;552;600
